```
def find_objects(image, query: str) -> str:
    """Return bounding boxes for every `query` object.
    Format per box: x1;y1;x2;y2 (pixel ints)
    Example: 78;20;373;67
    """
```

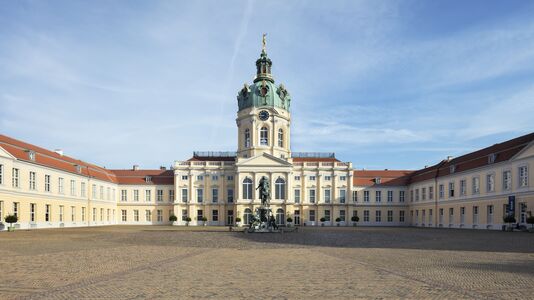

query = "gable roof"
353;170;414;187
110;169;174;185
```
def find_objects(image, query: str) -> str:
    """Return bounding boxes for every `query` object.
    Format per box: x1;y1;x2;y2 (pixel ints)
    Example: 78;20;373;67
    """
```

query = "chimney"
160;166;166;170
54;149;63;156
133;165;139;171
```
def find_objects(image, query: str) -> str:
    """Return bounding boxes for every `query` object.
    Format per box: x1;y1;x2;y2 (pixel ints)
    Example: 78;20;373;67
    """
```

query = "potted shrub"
503;214;516;231
235;217;242;226
169;214;178;223
5;214;18;232
320;217;326;227
185;217;192;226
527;215;534;233
335;217;341;227
351;215;359;227
286;217;293;227
201;216;208;226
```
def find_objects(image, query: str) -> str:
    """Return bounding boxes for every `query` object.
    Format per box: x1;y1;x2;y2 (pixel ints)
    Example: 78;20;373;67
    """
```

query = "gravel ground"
0;226;533;299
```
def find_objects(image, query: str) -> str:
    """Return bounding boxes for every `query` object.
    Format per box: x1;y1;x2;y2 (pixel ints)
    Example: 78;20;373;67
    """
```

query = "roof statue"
262;33;267;54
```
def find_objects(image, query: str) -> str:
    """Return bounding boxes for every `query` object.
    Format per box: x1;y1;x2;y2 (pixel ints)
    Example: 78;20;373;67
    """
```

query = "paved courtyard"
0;226;533;299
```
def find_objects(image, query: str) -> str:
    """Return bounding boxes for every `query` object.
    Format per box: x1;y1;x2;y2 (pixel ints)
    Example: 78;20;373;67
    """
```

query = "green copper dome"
237;35;291;112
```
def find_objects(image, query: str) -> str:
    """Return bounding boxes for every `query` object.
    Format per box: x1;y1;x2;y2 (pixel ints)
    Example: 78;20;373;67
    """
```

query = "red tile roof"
353;170;414;187
110;169;174;185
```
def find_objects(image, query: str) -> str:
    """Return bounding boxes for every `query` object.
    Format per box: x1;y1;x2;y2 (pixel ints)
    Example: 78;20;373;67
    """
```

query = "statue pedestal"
246;205;280;233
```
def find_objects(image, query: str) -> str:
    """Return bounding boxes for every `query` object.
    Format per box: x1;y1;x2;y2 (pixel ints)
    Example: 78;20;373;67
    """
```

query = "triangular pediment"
236;152;292;167
512;141;534;161
0;145;16;159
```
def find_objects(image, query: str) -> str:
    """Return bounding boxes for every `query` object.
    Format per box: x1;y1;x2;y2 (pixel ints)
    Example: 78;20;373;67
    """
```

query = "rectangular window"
92;184;97;199
324;210;331;222
460;207;465;224
352;190;358;202
93;208;96;222
309;210;315;222
12;202;19;219
197;188;203;203
294;189;300;203
227;189;234;203
429;186;434;200
449;208;454;224
59;205;64;222
399;210;405;222
387;210;393;222
339;210;346;222
134;210;139;222
399;191;405;202
340;189;346;203
45;175;51;192
324;175;331;181
211;175;218;181
157;189;164;202
519;166;528;187
340;176;346;181
227;175;234;181
421;187;426;200
145;190;151;202
81;182;86;197
212;209;219;222
58;178;64;194
309;189;316;203
29;172;36;190
71;206;75;222
81;207;86;222
45;204;51;222
121;190;127;201
387;190;393;202
486;174;495;192
503;170;512;190
472;177;480;194
134;190;139;201
375;190;381;203
99;186;103;199
157;210;163;222
169;190;174;202
70;180;76;196
460;179;467;196
309;176;316;181
100;208;104;221
439;184;444;198
324;189;331;203
182;209;188;221
197;210;203;221
375;210;381;222
0;164;3;184
212;188;218;203
449;182;455;198
106;187;110;200
363;210;369;222
473;206;479;224
107;209;110;221
30;203;36;222
294;176;300;181
182;188;188;203
197;175;203;181
415;189;419;201
122;210;127;222
364;191;370;202
181;175;188;180
146;210;152;222
12;168;19;188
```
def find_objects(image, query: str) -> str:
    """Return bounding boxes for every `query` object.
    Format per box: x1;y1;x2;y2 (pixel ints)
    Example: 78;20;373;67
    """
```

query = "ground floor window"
428;209;433;224
309;210;316;222
375;210;381;222
399;210;405;222
387;210;393;222
227;210;234;225
197;209;203;221
30;203;36;222
276;208;284;225
244;208;252;224
146;210;152;222
182;209;188;221
339;210;345;222
364;210;370;222
134;210;139;221
45;204;51;222
157;210;163;222
93;208;96;222
487;205;494;224
121;210;127;222
81;207;86;222
212;210;218;222
324;210;331;222
294;210;300;225
71;207;75;222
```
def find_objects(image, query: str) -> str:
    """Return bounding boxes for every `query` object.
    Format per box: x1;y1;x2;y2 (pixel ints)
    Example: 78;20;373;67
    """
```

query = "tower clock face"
258;110;270;121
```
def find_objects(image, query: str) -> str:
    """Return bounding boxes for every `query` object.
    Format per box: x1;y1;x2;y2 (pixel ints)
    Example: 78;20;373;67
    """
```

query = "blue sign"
508;196;515;216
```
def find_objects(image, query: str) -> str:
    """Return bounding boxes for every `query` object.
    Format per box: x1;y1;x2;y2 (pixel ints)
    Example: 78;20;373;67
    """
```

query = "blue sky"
1;0;534;170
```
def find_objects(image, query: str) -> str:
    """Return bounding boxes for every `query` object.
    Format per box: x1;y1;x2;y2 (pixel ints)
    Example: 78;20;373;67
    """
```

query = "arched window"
242;178;253;200
278;129;283;148
260;127;268;146
276;208;285;225
244;208;252;225
275;178;285;200
244;129;250;148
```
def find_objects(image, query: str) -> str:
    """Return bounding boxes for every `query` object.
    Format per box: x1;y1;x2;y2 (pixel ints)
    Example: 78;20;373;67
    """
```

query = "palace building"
0;40;533;231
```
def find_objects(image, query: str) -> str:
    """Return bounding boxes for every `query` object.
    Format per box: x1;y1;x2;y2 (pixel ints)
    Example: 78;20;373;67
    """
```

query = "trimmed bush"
320;217;326;222
5;214;18;225
351;216;360;222
235;217;242;223
527;215;534;228
185;217;192;222
503;214;516;224
286;217;293;223
169;215;178;222
335;217;341;222
201;217;208;222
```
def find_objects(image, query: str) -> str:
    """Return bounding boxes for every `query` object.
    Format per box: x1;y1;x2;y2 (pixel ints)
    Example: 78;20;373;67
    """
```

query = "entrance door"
294;210;301;225
227;210;234;225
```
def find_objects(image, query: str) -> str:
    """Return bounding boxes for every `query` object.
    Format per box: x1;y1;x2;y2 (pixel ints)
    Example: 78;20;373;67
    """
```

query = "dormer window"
75;165;82;174
145;176;152;183
488;153;497;164
375;177;381;184
450;165;456;174
28;150;36;161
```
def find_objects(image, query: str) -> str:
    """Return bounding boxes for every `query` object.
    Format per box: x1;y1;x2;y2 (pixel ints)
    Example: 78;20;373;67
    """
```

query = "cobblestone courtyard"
0;226;533;299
